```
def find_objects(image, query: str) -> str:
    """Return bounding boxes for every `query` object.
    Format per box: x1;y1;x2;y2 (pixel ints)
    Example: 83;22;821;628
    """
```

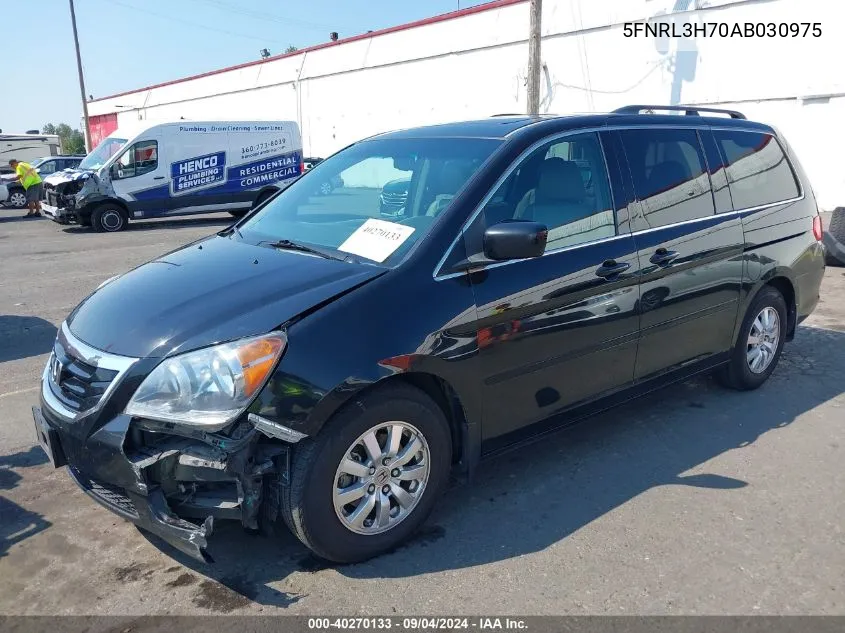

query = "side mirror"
483;220;547;261
109;163;120;179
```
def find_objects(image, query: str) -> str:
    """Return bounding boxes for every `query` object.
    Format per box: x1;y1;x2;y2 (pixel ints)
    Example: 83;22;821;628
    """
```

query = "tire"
253;190;276;209
8;189;27;209
716;286;788;391
91;204;128;232
279;384;452;563
825;207;845;266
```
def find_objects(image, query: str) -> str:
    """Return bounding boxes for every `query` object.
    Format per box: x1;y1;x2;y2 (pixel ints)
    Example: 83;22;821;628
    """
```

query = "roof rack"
612;104;746;119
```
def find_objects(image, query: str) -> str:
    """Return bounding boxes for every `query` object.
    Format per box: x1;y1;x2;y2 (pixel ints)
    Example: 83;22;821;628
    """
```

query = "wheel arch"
764;275;797;340
253;186;280;208
84;196;129;215
737;271;797;344
297;370;477;477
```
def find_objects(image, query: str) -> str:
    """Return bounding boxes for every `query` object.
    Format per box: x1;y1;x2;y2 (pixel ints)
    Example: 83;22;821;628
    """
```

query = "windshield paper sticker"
338;219;415;263
171;151;226;195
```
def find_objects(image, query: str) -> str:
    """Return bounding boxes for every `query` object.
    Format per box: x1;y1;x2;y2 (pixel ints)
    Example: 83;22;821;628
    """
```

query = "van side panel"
110;122;302;220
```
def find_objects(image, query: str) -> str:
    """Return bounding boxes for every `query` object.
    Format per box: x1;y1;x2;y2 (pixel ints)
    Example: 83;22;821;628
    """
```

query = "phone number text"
241;137;287;154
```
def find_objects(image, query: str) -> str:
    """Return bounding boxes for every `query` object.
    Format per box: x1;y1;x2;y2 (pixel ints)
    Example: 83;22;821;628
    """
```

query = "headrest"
536;158;586;203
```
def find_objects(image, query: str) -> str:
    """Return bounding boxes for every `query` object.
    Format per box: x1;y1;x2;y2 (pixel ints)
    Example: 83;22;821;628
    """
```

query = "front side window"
621;128;715;228
713;130;800;209
237;137;501;266
479;131;616;253
114;140;158;179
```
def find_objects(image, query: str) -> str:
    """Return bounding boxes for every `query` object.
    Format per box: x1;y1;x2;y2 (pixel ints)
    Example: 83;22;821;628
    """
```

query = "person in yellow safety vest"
9;159;44;218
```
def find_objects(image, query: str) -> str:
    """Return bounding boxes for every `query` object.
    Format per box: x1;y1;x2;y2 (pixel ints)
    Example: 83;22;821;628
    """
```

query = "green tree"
42;123;86;154
284;45;298;53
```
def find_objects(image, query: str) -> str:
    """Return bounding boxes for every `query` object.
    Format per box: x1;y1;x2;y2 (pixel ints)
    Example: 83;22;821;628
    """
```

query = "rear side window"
713;130;800;209
621;128;715;229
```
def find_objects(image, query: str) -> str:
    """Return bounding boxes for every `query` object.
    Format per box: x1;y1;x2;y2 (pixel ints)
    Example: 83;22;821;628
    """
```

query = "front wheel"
91;204;128;232
716;286;787;390
280;384;452;563
8;190;27;209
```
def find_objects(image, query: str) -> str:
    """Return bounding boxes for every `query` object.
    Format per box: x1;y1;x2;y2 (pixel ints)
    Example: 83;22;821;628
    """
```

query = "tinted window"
621;129;714;228
714;130;799;209
114;140;158;179
482;132;615;252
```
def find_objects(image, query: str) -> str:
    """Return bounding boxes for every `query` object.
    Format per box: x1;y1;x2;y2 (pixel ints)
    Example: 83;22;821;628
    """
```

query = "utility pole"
69;0;92;151
526;0;543;115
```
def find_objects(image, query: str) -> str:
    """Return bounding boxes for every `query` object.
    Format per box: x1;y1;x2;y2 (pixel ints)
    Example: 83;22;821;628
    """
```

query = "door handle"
650;248;680;266
153;176;165;180
595;260;630;278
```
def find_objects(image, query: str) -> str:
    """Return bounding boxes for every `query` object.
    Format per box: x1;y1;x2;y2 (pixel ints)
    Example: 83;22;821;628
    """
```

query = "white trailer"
0;133;62;173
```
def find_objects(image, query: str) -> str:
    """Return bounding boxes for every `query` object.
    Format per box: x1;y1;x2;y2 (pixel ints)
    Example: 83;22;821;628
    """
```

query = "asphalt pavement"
0;208;843;615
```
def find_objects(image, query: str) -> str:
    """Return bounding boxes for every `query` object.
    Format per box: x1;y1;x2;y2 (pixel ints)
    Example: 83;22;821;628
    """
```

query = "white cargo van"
41;120;302;232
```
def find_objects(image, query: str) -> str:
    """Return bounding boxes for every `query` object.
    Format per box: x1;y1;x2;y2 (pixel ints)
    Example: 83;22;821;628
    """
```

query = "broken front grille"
48;341;118;414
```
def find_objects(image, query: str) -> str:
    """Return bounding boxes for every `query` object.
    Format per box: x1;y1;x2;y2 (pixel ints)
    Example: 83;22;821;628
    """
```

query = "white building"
87;0;844;209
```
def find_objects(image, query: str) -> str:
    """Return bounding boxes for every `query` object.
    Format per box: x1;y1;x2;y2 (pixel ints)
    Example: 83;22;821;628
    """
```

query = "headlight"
125;333;286;430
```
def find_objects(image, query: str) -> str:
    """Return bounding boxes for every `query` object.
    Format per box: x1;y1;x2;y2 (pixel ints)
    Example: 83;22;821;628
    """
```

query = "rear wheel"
279;384;451;563
91;204;128;232
716;286;787;390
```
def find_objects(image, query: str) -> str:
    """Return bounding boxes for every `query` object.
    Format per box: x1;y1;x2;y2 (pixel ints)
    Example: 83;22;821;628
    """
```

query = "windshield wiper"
265;239;349;262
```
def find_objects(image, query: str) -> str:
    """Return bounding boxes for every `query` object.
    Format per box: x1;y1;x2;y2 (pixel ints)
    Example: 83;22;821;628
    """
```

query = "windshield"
30;158;46;168
78;136;128;170
237;137;501;266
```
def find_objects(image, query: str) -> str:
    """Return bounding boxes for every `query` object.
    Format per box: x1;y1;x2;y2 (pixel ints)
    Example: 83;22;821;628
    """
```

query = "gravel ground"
0;209;843;615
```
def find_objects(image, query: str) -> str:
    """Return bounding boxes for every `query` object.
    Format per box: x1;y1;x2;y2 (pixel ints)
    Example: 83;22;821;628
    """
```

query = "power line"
106;0;287;44
187;0;336;32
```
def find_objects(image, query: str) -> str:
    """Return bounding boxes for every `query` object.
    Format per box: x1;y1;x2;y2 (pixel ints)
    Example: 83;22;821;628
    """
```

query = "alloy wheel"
332;421;430;535
746;306;780;373
9;192;26;208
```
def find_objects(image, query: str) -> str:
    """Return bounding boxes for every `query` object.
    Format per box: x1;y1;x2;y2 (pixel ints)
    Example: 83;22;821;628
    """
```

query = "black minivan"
33;105;826;563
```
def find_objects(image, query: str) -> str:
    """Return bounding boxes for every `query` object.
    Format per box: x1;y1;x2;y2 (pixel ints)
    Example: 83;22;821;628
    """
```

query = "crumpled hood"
67;235;386;358
43;168;95;187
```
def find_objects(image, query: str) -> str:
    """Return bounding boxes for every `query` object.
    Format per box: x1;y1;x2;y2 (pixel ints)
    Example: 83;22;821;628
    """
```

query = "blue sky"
3;0;489;134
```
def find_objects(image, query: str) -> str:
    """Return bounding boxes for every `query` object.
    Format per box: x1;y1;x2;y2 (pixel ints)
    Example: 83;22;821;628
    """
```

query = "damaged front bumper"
69;462;215;562
34;394;291;563
41;202;77;224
